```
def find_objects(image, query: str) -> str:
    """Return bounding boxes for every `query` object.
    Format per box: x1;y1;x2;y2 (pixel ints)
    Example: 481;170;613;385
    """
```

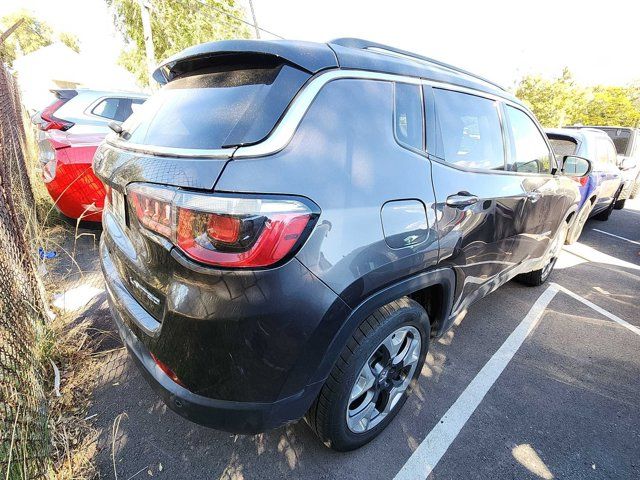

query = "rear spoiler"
153;39;338;84
50;89;78;101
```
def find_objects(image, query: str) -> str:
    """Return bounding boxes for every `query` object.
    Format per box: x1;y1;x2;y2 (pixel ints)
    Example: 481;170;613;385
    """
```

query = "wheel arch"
308;267;455;386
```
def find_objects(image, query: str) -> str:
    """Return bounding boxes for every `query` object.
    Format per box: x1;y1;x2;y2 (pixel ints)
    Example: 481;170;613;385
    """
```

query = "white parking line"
394;283;639;479
591;229;640;247
394;286;558;480
551;283;640;336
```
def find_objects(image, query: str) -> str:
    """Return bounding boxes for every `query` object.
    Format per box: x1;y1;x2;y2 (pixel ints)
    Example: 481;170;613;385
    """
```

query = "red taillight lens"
206;214;241;243
128;186;173;238
125;183;318;268
40;98;74;131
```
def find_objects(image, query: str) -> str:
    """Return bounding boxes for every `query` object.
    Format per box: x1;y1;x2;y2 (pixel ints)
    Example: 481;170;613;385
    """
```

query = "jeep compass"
95;38;590;451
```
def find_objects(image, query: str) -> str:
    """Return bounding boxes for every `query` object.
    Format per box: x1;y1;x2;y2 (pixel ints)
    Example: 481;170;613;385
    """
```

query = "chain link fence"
0;64;50;479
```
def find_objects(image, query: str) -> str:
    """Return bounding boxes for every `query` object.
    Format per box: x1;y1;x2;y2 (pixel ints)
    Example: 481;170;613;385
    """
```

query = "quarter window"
505;106;552;174
433;89;504;170
394;83;423;150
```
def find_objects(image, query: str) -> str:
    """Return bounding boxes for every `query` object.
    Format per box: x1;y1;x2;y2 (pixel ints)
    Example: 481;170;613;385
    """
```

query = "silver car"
34;88;148;136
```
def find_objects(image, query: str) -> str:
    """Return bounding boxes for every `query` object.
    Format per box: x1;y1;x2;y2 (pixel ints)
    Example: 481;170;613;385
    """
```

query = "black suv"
95;38;589;451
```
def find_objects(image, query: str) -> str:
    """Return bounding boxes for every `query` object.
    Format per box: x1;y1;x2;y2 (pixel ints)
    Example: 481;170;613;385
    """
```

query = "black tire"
517;220;567;286
565;202;592;245
593;199;616;221
516;257;558;286
613;198;626;210
306;298;430;451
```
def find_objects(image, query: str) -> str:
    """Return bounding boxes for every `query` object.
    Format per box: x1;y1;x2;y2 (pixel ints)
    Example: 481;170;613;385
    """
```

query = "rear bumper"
100;236;339;433
45;159;105;222
106;291;323;433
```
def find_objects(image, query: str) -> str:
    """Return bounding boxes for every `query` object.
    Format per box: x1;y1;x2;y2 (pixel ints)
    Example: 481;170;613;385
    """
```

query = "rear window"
548;138;578;157
598;127;632;156
121;62;310;150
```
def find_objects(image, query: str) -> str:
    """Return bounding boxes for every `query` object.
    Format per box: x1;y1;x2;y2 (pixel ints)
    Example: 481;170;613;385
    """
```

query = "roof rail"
329;37;506;91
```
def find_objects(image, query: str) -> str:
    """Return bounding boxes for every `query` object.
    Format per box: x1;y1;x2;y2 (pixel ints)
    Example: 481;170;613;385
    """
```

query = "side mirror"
561;155;591;177
620;157;637;171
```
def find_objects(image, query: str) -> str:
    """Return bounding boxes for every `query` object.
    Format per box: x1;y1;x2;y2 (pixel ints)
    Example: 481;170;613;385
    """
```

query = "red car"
39;130;106;222
36;89;147;223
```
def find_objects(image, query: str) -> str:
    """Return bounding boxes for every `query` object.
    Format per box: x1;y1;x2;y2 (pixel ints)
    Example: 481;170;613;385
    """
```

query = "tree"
0;10;53;65
59;31;80;53
0;10;82;64
574;86;640;127
106;0;251;86
515;68;640;128
515;68;587;128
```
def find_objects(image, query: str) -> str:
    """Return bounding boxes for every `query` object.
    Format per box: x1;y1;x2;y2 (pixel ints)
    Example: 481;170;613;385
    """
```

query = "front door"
501;104;564;265
426;87;525;317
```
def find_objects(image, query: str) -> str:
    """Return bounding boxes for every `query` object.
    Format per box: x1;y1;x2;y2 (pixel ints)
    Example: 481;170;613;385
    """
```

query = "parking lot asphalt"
85;199;640;479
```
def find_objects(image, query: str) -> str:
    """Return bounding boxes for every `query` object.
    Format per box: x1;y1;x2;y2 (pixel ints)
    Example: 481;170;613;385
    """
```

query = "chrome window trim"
235;69;529;159
106;135;235;159
105;68;526;160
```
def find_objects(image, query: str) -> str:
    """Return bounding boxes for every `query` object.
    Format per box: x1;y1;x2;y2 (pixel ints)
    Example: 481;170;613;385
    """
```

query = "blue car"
547;128;622;244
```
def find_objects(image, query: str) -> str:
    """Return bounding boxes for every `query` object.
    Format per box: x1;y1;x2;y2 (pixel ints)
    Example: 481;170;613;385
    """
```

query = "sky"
2;0;639;88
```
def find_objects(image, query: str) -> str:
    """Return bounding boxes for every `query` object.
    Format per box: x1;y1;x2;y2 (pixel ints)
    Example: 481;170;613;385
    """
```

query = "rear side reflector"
125;183;319;268
150;353;185;387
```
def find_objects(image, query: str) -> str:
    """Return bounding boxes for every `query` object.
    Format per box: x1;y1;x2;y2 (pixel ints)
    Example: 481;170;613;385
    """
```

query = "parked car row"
566;125;640;202
545;128;633;243
34;88;147;222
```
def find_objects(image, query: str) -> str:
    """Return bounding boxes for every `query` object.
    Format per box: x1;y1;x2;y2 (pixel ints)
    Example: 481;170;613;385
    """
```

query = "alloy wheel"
346;326;421;433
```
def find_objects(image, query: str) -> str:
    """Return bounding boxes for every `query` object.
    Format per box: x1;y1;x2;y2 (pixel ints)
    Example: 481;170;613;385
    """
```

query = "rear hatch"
96;44;335;321
597;127;633;157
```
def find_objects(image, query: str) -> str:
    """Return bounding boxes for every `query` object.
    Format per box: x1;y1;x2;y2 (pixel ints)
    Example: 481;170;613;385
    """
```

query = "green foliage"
107;0;251;86
0;10;82;64
516;68;640;128
59;31;80;53
0;10;53;65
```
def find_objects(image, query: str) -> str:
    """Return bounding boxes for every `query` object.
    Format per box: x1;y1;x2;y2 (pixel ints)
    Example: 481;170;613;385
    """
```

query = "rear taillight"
104;184;113;205
39;94;75;131
38;140;57;182
126;183;318;268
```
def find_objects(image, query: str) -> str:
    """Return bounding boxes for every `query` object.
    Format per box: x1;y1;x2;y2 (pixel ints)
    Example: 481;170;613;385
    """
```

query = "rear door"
426;87;525;315
594;136;621;205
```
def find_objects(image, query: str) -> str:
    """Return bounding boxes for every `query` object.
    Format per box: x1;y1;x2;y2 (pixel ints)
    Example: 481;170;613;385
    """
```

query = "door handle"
526;191;542;203
446;192;479;208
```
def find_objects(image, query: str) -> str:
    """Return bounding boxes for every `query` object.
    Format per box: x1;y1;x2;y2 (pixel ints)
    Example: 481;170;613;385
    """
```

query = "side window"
394;83;423;150
92;98;146;122
504;105;552;174
433;88;504;170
